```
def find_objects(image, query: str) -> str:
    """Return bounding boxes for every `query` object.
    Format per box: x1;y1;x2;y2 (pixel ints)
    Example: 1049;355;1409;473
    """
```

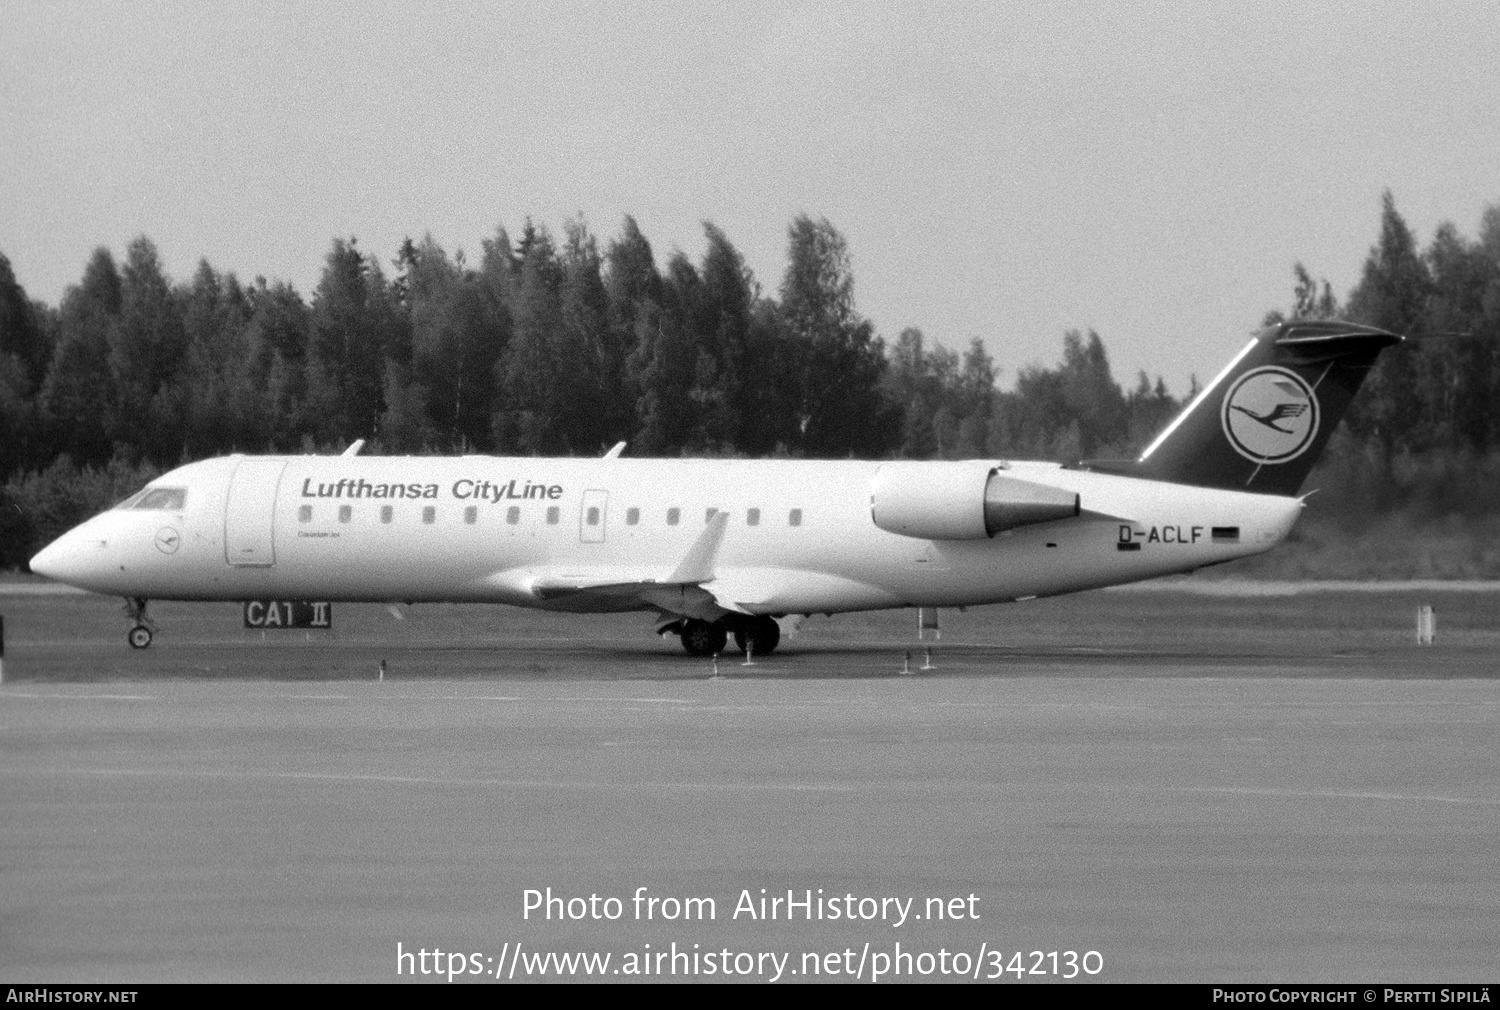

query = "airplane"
27;320;1400;657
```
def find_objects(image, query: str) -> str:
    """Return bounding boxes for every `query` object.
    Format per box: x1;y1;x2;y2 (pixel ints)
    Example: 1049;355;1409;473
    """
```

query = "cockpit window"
130;487;188;511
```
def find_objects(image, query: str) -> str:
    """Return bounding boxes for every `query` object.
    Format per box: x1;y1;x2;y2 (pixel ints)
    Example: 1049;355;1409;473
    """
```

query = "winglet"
668;510;728;584
602;441;626;459
342;439;366;457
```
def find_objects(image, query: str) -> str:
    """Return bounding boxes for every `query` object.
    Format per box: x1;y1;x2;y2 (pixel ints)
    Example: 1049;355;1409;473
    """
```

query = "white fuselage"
30;454;1302;617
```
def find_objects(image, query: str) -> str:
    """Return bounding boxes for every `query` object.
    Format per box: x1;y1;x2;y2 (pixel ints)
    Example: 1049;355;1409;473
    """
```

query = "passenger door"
224;460;287;566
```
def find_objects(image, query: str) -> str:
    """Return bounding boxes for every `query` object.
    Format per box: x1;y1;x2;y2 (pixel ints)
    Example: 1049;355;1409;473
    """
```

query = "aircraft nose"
29;529;111;587
28;539;65;579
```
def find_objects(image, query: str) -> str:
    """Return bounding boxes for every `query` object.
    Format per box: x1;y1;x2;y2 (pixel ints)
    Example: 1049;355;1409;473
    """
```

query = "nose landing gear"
123;597;155;649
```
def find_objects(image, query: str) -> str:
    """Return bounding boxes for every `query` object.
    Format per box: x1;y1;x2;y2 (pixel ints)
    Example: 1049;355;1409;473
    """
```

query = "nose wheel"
123;597;156;649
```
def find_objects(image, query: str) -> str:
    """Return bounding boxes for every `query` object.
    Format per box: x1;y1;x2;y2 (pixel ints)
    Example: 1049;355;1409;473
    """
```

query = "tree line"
3;195;1499;572
1261;193;1500;542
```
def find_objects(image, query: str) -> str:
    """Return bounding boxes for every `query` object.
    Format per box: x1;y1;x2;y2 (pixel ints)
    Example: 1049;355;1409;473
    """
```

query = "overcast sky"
3;1;1496;394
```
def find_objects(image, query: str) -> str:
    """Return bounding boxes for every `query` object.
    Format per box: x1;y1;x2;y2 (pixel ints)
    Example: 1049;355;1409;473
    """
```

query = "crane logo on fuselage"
1220;366;1319;464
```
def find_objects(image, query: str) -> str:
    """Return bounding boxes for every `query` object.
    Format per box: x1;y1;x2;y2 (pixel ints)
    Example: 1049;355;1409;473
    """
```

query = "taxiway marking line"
11;767;1496;806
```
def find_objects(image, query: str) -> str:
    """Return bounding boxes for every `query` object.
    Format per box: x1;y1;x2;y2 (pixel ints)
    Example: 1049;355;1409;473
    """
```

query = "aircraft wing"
527;573;730;620
525;571;675;600
499;497;1055;617
495;511;743;620
507;565;899;620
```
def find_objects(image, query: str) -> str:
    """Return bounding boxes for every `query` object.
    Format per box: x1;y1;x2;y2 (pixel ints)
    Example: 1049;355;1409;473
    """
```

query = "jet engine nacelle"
870;461;1081;540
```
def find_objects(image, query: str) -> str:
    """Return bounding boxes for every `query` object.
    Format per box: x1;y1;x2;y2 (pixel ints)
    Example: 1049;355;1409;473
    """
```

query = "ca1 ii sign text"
243;600;332;629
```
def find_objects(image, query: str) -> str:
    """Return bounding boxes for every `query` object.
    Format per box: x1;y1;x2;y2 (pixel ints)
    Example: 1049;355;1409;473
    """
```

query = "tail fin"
1117;321;1401;495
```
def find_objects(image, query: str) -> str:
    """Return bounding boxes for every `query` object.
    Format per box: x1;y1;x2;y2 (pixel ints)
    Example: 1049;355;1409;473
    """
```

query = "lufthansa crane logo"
155;526;181;554
1220;366;1319;464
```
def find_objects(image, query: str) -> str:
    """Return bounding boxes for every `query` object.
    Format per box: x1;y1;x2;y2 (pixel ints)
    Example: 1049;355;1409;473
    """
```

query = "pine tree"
556;219;616;453
608;217;663;451
497;225;566;453
1345;192;1434;457
883;327;939;458
0;253;51;476
0;253;50;393
179;260;259;456
245;278;313;451
691;223;756;451
1058;329;1126;457
1423;219;1500;451
631;252;701;453
778;215;893;457
404;235;464;449
310;238;403;444
955;338;996;457
39;247;122;466
111;237;187;462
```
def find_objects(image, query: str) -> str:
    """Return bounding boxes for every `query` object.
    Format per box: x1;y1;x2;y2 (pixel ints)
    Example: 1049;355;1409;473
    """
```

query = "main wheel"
732;616;781;657
679;619;728;657
128;625;153;649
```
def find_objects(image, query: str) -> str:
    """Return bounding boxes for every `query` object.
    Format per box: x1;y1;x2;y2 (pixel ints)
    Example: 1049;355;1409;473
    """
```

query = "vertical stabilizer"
1127;321;1401;495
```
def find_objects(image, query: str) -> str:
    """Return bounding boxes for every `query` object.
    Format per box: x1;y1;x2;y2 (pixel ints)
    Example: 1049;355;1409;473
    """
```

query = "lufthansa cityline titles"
299;477;564;503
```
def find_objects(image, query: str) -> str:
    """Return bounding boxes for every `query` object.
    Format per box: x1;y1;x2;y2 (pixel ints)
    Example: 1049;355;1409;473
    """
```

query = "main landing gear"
663;615;781;658
123;597;155;649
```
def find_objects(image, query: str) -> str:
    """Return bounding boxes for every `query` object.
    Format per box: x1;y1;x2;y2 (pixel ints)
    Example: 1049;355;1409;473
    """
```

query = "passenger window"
789;508;802;527
626;507;640;526
464;505;477;525
546;506;559;525
586;506;600;526
747;508;760;526
338;504;351;523
507;506;520;525
422;506;435;524
381;505;393;524
298;505;312;523
666;508;680;526
133;488;187;510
